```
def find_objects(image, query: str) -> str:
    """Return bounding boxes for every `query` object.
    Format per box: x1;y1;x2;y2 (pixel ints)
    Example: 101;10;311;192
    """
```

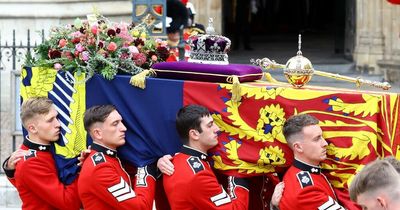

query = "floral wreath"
25;14;170;80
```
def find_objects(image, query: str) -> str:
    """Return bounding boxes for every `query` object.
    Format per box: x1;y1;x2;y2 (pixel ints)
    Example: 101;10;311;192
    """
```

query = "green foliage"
28;15;170;80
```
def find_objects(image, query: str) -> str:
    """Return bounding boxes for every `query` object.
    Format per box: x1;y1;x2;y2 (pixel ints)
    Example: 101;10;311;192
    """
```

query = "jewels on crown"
188;18;231;65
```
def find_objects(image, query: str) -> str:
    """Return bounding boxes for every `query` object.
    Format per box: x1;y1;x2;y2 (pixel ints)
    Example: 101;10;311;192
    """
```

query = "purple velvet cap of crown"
152;61;263;83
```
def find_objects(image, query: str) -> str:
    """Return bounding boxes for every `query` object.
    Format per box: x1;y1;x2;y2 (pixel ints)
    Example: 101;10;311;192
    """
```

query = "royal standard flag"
20;67;400;209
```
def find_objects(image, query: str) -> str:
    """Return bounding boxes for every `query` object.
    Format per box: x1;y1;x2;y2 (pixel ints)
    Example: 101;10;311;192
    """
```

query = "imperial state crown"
188;18;231;65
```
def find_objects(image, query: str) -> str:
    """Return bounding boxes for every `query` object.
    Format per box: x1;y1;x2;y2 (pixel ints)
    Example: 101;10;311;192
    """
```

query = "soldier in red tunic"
163;104;249;209
279;114;345;210
78;105;158;210
2;97;81;210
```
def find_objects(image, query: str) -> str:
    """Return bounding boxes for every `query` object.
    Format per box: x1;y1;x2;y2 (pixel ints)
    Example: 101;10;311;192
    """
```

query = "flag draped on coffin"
183;81;400;209
20;67;87;184
85;74;183;165
21;67;400;209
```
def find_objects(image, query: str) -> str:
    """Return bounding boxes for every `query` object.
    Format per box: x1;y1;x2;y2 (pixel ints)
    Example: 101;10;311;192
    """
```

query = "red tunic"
163;145;249;210
12;138;81;210
78;143;156;210
279;159;345;210
388;0;400;4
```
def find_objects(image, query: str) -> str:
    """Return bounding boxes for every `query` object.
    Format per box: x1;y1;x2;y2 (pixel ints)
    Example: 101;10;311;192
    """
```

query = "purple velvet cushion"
152;61;263;83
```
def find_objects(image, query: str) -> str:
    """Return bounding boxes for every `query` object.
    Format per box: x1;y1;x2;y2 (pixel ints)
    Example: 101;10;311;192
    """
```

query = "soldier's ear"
376;197;387;208
293;142;303;153
188;129;200;141
92;128;102;139
27;123;38;134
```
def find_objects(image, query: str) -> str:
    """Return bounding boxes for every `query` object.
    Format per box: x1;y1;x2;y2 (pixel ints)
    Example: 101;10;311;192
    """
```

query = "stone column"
354;0;385;74
377;1;400;84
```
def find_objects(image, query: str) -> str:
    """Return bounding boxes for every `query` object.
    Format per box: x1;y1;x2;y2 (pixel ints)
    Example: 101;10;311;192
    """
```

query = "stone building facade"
354;0;400;81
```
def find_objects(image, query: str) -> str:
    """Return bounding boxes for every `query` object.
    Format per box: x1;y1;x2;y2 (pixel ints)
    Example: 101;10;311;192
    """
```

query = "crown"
188;18;231;65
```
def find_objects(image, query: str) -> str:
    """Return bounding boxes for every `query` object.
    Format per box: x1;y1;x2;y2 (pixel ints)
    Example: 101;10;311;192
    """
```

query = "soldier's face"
30;106;60;143
197;115;220;152
98;110;127;150
296;125;327;165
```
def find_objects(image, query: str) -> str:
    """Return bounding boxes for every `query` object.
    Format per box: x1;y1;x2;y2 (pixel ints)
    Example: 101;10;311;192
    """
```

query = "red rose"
72;37;80;44
63;51;73;61
107;42;117;52
48;49;61;59
58;39;67;48
132;53;147;66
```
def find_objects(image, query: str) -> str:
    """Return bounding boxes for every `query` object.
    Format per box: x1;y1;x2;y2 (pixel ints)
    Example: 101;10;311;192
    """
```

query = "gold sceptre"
251;35;391;91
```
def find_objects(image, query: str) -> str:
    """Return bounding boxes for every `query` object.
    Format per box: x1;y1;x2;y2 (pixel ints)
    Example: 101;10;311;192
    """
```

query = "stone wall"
354;0;400;79
0;109;23;173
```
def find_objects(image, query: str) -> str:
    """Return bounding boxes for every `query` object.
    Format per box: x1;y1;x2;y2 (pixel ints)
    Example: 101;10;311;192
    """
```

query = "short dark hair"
176;105;210;145
283;114;319;146
84;105;116;131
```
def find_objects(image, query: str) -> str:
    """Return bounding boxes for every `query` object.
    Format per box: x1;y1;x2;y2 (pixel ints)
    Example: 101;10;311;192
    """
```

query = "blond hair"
20;97;53;129
349;159;400;202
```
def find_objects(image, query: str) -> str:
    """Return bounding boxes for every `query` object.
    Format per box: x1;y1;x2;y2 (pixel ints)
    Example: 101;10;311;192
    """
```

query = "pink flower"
88;38;96;46
54;63;62;71
58;39;67;48
91;25;98;35
132;53;147;66
75;43;85;52
116;22;134;42
70;31;82;38
81;51;90;61
120;52;129;60
128;46;139;54
151;55;158;61
107;42;117;52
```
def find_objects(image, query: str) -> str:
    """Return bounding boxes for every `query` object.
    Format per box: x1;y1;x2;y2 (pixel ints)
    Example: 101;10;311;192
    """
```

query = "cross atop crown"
206;18;215;35
188;17;231;65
